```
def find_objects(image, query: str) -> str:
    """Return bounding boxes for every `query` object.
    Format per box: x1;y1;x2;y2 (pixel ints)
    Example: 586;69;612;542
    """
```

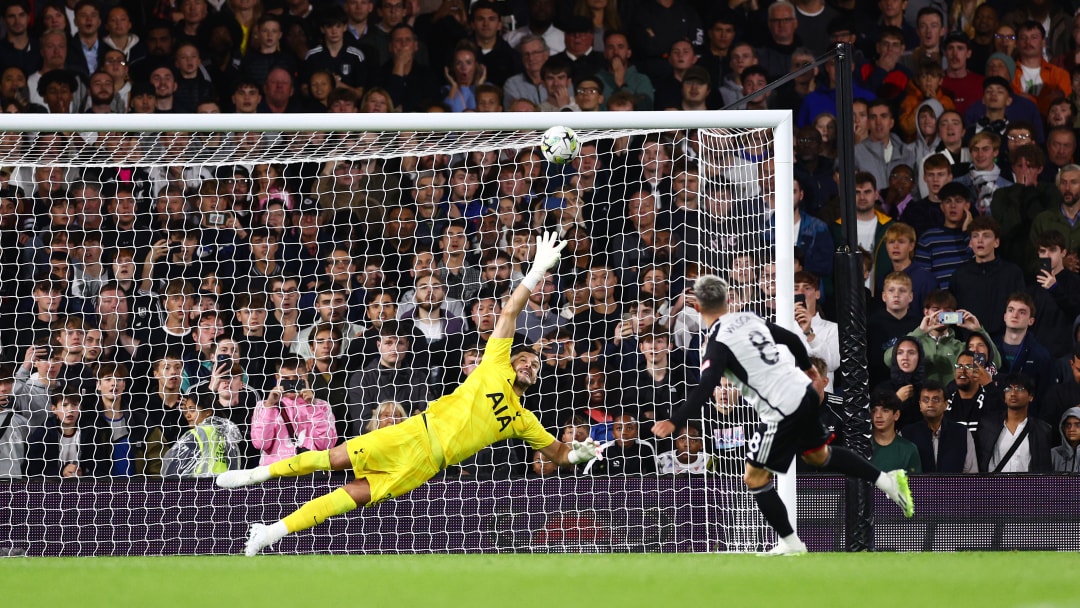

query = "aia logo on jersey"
487;392;513;432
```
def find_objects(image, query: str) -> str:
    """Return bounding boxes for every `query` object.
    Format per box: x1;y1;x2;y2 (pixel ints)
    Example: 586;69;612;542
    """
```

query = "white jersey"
706;312;812;424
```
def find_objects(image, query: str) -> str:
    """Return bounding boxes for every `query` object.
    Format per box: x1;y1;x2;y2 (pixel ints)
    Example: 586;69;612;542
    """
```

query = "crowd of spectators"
2;0;1080;481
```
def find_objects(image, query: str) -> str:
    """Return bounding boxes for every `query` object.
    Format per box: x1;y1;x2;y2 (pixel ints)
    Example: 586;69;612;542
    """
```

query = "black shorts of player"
745;385;832;474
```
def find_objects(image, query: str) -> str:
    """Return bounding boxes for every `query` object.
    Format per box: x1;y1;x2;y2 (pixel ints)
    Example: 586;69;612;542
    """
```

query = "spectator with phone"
180;312;227;393
992;292;1054;406
945;350;1004;436
12;340;65;429
609;299;661;359
794;271;840;389
964;333;1001;381
886;288;999;385
11;279;65;363
251;357;337;466
948;215;1025;337
1029;230;1080;359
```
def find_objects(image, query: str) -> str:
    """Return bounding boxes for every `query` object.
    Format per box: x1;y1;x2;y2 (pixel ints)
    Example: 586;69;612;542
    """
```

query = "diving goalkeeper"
216;232;600;556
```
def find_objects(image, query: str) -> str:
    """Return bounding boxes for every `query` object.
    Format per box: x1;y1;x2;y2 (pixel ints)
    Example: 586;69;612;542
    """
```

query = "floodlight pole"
834;42;874;552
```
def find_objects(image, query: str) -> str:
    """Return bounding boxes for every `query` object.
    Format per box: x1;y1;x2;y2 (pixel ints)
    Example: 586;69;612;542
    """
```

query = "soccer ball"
540;126;580;165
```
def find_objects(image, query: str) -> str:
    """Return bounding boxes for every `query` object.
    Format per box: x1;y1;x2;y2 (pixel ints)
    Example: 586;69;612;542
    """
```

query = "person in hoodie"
899;62;956;143
910;97;944;170
876;336;927;428
916;110;972;196
1051;407;1080;472
949;215;1026;337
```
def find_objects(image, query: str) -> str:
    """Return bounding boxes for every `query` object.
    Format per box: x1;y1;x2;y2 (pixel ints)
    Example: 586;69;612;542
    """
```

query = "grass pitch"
3;552;1078;608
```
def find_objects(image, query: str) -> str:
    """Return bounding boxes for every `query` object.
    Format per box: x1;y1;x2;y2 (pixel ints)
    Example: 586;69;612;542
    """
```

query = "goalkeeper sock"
269;450;332;478
282;488;358;534
818;447;882;484
749;484;795;538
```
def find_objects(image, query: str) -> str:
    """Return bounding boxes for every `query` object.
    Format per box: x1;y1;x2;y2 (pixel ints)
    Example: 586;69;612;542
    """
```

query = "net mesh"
0;122;788;555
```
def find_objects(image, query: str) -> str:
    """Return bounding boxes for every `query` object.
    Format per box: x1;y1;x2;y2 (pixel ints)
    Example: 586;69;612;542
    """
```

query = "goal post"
0;110;796;555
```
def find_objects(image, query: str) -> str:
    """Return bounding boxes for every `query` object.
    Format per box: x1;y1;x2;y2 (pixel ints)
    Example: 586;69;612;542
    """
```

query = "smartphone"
544;342;563;356
37;345;54;360
1039;258;1052;274
794;293;806;307
973;352;987;366
207;212;225;226
279;379;300;393
216;354;230;364
938;311;964;325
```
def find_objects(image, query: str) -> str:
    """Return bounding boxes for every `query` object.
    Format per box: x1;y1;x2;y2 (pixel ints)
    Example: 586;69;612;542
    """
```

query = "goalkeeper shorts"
344;414;442;506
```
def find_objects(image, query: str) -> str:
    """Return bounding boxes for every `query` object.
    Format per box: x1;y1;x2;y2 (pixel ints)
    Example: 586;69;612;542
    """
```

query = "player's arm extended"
491;232;567;340
658;340;731;437
538;438;599;467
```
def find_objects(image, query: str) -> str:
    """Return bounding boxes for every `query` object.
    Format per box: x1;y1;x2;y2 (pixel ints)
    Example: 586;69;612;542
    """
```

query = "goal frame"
0;109;798;544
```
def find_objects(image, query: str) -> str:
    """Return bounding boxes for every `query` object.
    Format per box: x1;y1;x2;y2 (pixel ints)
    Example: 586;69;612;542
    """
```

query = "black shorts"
746;385;832;473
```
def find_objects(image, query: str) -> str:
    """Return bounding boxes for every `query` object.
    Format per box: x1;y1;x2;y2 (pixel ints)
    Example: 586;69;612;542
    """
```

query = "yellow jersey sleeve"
479;337;514;373
511;405;557;450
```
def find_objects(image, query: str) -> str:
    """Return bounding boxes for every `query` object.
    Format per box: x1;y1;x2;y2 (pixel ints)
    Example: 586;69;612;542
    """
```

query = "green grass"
3;553;1079;607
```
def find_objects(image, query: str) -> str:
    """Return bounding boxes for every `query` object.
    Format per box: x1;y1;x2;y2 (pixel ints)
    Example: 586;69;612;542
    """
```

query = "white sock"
266;521;289;543
873;472;893;494
252;466;271;483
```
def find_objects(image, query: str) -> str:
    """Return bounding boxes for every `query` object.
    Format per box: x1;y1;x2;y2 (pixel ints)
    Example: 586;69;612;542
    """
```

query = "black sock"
749;485;794;538
819;447;882;483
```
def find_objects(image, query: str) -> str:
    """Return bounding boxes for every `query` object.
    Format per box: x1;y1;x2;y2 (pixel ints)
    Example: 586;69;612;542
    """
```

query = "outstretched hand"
568;438;602;464
532;231;567;273
652;420;675;439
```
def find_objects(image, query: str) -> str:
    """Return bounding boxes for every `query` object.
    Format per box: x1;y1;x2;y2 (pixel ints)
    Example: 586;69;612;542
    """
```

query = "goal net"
0;111;794;556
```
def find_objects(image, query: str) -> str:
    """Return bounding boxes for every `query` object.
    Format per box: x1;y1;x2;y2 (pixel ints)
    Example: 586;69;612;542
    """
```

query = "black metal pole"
833;42;874;552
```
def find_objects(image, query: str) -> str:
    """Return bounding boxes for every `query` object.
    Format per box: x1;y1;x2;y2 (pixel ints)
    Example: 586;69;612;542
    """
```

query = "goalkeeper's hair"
510;343;540;360
694;274;729;313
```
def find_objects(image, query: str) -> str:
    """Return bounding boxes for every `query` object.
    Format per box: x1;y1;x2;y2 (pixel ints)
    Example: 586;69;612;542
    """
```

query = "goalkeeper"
217;232;601;556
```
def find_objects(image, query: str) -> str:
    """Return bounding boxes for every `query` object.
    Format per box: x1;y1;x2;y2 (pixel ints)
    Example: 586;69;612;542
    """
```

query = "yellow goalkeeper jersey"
423;337;555;466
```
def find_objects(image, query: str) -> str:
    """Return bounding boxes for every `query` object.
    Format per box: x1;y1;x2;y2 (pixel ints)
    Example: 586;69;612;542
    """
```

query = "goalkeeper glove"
567;438;601;465
521;231;567;290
